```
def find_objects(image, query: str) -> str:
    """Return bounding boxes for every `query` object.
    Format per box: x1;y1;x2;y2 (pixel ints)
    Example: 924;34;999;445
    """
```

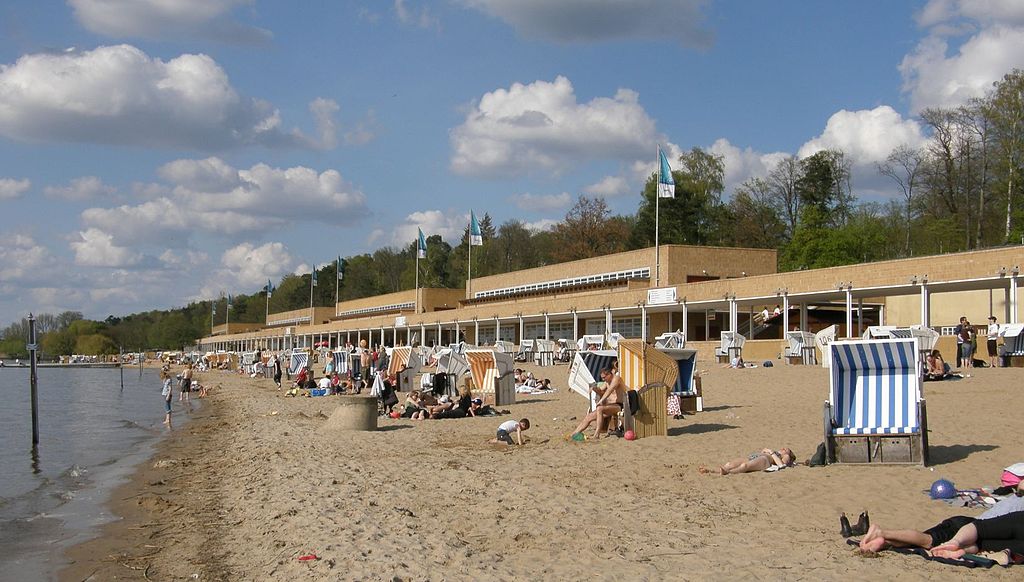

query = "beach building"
197;244;1021;363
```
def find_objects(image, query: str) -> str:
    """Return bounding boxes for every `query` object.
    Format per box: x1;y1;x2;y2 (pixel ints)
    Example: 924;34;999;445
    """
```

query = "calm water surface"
0;365;194;581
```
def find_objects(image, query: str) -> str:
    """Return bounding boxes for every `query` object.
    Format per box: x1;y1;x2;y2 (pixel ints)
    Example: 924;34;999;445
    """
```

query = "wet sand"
61;362;1022;581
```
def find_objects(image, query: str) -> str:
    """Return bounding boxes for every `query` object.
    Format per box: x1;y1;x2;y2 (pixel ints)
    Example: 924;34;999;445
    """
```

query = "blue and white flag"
311;265;318;287
265;279;274;297
658;147;675;199
226;294;232;309
469;211;483;246
417;228;427;259
212;302;216;316
337;256;344;281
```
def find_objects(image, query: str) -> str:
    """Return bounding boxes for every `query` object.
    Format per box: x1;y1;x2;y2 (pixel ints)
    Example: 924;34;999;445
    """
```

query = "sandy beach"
61;361;1022;581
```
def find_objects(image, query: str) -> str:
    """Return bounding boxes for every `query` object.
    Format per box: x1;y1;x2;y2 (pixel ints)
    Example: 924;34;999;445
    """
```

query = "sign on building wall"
647;287;677;305
395;316;407;327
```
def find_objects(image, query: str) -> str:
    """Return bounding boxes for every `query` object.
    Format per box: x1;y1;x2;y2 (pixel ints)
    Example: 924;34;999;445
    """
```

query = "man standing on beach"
180;363;193;404
358;339;371;394
988;316;1001;368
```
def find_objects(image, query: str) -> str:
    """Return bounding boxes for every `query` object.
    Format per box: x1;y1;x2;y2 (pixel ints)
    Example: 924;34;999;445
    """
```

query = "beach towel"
1003;463;1024;487
845;539;998;568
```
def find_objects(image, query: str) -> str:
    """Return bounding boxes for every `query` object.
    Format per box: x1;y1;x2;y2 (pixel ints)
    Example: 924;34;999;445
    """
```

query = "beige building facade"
198;244;1021;353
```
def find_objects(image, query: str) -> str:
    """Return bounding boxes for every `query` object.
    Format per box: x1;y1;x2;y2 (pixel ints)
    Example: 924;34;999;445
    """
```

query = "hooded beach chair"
999;323;1024;360
659;346;701;413
567;350;617;404
824;338;929;465
784;331;818;365
714;331;746;363
534;339;556;366
815;325;838;368
554;339;574;364
514;339;535;362
577;335;605;351
241;350;257;374
434;348;470;397
493;340;515;354
288;349;309;376
653;331;686;349
387;346;422;392
465;349;516;405
617;340;681;439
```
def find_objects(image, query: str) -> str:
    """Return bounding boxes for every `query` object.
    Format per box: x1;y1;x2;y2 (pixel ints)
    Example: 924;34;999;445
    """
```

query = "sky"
1;0;1023;326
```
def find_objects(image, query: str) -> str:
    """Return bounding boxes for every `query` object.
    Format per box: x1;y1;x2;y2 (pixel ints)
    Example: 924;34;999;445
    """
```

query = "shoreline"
61;362;1022;580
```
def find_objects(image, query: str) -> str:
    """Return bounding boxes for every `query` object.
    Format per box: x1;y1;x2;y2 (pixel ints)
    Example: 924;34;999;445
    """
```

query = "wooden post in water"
28;313;39;448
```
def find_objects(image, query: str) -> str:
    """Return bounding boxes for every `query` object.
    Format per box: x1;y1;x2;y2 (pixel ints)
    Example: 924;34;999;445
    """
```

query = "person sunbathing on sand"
716;447;796;474
858;482;1024;559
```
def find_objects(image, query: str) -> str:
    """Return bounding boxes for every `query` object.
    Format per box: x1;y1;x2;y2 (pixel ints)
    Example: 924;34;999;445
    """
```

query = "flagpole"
309;266;315;320
265;287;270;326
467;229;472;299
335;258;340;317
655;145;661;287
415;246;420;314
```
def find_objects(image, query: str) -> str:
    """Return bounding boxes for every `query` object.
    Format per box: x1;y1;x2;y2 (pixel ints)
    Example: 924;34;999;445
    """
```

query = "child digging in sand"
489;418;529;445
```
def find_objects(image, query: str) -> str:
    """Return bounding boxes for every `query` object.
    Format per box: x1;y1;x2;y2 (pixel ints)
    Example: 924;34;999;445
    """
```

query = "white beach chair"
815;325;838;368
653;331;686;349
999;323;1024;362
714;331;746;363
534;339;556;366
514;339;534;362
567;349;618;411
824;338;928;465
784;331;817;364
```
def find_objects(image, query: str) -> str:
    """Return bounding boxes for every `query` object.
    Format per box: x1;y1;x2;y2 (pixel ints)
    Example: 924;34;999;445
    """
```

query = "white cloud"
902;1;1024;112
0;178;30;200
708;138;789;195
797;106;927;165
0;233;53;281
394;0;440;29
459;0;712;47
450;76;661;177
522;218;558;232
197;241;297;296
509;191;571;211
583;175;631;198
391;210;468;246
70;227;141;267
68;0;272;43
0;45;336;150
44;176;116;201
83;158;367;244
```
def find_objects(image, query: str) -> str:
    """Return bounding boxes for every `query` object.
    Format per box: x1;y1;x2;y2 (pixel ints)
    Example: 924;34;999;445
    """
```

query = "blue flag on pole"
227;294;232;309
265;279;274;297
311;265;317;287
469;211;483;246
337;256;344;281
417;228;427;259
658;147;675;199
212;302;216;316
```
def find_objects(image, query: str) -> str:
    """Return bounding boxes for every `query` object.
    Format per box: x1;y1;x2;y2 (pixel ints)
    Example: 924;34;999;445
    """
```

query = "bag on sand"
809;442;827;466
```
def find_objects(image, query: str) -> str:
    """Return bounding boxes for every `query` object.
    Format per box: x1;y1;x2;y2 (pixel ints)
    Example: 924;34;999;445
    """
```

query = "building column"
494;317;500;344
704;309;710;341
857;298;864;336
920;282;930;328
681;300;688;339
845;288;854;339
1010;273;1019;324
436;322;442;346
800;303;808;333
454;320;460;344
419;323;426;347
572;309;578;343
518;314;524;343
473;318;479;345
782;293;790;333
544;312;550;341
604;306;612;336
640;304;647;342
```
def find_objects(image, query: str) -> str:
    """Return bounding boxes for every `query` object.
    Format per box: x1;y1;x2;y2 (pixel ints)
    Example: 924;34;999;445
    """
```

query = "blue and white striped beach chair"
824;338;929;465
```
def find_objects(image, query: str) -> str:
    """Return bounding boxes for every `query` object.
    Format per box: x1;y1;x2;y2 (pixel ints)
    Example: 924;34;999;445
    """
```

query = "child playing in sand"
489;418;530;445
714;447;796;474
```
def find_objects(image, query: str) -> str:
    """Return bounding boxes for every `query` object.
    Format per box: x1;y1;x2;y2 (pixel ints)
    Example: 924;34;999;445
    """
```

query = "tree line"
3;69;1021;356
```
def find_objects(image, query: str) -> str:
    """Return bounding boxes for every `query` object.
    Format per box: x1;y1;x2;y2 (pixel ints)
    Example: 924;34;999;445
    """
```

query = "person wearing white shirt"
987;316;1001;367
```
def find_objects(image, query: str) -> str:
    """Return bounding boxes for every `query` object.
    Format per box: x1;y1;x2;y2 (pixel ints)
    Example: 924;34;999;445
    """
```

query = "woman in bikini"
718;447;796;475
569;367;625;440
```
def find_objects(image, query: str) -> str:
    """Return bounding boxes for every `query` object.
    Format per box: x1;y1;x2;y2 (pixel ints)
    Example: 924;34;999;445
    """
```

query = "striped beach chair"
567;350;617;403
824;338;929;465
387;346;422;392
288;349;309;376
465;350;516;405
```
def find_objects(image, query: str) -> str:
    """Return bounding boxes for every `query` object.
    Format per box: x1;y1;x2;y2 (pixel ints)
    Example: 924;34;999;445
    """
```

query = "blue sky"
1;0;1023;326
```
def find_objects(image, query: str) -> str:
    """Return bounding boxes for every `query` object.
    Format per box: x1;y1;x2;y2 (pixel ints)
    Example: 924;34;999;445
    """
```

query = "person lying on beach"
468;397;499;417
715;447;796;474
858;482;1024;560
568;367;625;440
928;511;1024;564
489;418;529;445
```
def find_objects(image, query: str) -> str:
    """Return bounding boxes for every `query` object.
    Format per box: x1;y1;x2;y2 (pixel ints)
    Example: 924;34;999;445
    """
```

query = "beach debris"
153;459;178;469
298;553;320;561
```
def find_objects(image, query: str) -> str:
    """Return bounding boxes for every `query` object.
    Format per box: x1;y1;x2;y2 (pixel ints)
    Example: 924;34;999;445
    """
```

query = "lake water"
0;365;194;581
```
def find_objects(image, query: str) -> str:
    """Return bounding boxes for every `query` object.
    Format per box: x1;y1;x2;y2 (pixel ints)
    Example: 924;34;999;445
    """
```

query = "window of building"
585;317;648;338
473;267;650;300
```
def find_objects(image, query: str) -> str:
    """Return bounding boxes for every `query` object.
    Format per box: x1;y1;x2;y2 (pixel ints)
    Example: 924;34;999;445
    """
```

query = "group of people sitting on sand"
396;389;503;420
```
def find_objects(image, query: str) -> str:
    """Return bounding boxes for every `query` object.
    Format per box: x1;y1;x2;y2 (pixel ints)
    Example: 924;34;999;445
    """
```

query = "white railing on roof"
472;267;650;300
337;301;415;318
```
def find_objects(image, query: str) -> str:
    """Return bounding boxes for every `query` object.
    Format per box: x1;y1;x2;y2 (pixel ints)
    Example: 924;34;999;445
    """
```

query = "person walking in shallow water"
160;370;173;426
179;362;193;407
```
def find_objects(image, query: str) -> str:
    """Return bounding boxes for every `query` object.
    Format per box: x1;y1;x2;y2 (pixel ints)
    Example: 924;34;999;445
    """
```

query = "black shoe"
851;511;869;536
839;513;853;538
